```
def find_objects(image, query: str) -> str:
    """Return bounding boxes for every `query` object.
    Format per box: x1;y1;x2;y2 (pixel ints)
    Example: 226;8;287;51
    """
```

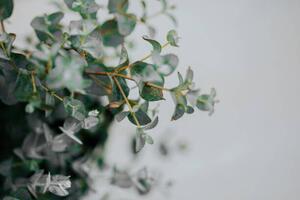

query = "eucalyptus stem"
0;20;5;33
116;41;170;72
39;84;64;102
87;74;112;93
112;76;141;128
30;72;37;93
145;82;170;91
85;71;134;81
133;41;170;66
86;70;170;91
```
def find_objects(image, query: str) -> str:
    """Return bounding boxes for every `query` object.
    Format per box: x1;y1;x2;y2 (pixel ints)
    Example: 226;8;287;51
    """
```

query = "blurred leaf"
116;13;137;36
45;93;55;117
139;101;149;113
63;97;87;121
60;126;82;144
46;52;90;92
69;19;97;35
48;175;71;196
100;19;124;47
0;68;17;105
165;13;178;26
177;72;184;85
0;33;16;60
31;12;64;43
82;116;99;129
143;116;158;130
51;134;69;152
88;109;99;117
143;36;162;54
140;83;164;101
86;66;112;96
29;171;71;197
128;109;151;126
135;168;154;195
111;76;129;102
117;45;129;68
186;105;194;114
167;30;179;47
171;104;185;121
64;0;100;19
69;20;103;58
130;61;164;84
135;128;146;152
196;88;218;115
187;89;200;106
0;159;12;177
70;30;103;59
115;111;130;122
0;0;13;20
108;0;129;14
154;53;179;76
145;135;154;144
9;188;33;200
111;167;133;188
14;71;34;102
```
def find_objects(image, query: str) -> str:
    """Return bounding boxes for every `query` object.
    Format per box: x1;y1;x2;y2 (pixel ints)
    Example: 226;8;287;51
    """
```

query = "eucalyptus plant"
0;0;218;199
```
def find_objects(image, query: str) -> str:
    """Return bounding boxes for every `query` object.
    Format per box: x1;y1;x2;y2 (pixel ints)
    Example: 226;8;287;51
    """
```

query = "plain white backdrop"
6;0;300;199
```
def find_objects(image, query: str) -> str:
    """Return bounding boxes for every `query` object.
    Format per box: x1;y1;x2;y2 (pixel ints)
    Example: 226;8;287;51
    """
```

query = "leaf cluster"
0;0;218;198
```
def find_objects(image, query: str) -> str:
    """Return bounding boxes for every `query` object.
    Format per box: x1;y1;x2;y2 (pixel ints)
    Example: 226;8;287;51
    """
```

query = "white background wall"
6;0;300;199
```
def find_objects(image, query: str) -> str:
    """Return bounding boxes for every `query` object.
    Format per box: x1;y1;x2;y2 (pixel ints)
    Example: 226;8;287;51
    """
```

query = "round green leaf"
167;29;179;47
140;83;164;101
116;13;137;36
100;19;124;47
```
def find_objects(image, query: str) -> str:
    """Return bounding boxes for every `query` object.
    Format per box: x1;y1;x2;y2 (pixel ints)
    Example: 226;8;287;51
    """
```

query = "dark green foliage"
31;12;64;43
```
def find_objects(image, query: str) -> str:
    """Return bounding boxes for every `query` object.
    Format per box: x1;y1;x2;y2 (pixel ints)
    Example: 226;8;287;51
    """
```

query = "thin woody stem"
30;72;37;93
87;74;112;93
117;42;170;72
39;84;64;102
85;71;134;81
112;76;141;128
86;70;171;91
0;21;5;33
139;42;170;63
145;82;170;91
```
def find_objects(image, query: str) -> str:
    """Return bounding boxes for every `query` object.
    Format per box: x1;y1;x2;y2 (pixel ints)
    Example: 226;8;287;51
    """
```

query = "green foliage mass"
0;0;218;199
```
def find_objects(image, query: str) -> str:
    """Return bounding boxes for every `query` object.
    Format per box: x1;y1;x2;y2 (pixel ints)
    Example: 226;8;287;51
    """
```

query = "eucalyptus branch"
30;71;37;93
39;83;64;102
85;71;134;81
145;82;170;91
0;20;5;33
86;70;171;92
112;76;141;128
87;74;112;93
0;0;218;198
116;42;170;72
